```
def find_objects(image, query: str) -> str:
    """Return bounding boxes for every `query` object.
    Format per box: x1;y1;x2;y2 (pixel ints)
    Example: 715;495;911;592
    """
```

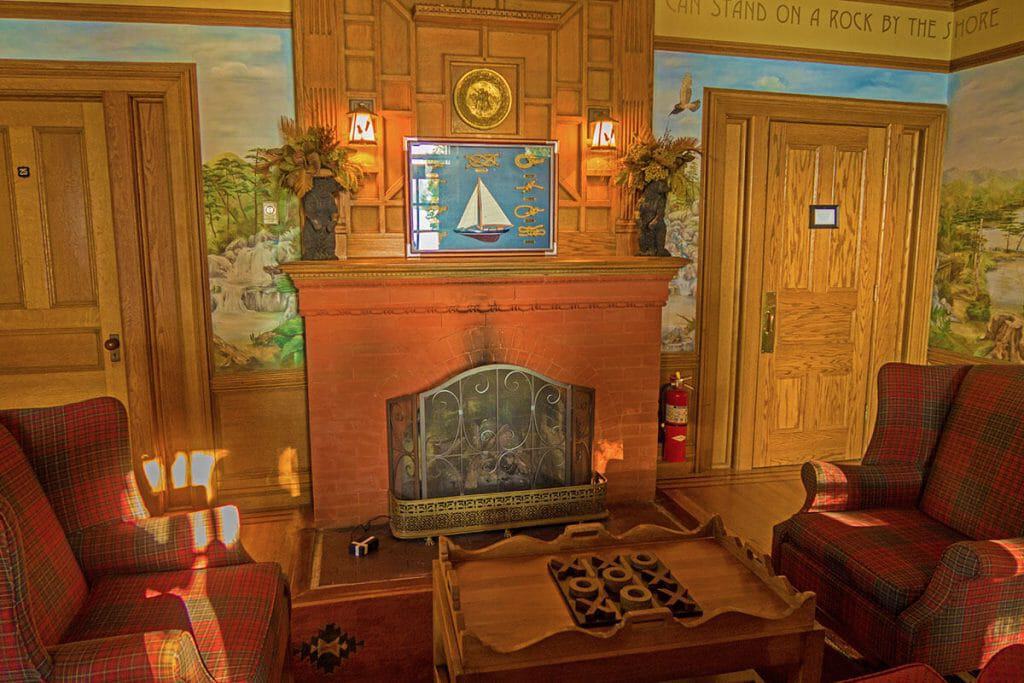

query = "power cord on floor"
349;514;390;543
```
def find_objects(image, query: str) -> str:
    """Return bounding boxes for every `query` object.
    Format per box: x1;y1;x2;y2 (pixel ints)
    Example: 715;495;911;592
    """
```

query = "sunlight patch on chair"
822;511;892;528
216;505;241;546
192;512;210;553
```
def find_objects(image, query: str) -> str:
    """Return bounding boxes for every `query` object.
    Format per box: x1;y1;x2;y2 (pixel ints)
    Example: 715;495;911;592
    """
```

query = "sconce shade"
590;118;617;149
348;105;376;144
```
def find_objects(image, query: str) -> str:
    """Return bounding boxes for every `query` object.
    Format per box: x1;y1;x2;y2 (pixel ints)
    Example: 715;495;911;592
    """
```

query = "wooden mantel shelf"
281;256;688;282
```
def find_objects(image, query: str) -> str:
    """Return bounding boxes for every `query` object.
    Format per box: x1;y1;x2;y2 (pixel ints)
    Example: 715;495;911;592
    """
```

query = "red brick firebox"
284;257;685;528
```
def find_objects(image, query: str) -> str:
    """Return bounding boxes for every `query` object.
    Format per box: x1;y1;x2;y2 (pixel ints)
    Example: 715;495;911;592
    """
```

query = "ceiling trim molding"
950;39;1024;71
0;1;290;28
653;36;950;73
657;33;1024;74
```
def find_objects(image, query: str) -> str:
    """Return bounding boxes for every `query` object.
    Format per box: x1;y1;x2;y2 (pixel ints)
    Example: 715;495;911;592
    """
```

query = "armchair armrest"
939;537;1024;580
70;505;252;580
900;537;1024;672
800;461;924;513
49;631;213;682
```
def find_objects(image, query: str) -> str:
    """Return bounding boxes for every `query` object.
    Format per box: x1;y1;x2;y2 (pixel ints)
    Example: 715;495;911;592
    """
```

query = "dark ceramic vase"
636;179;671;257
301;176;343;260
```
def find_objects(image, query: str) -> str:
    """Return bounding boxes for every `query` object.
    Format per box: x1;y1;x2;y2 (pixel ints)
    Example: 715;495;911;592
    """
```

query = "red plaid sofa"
773;363;1024;675
0;397;289;681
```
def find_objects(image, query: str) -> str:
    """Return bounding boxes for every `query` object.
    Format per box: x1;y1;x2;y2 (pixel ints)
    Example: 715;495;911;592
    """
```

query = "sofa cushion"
0;425;87;648
64;562;287;682
0;397;147;536
920;365;1024;540
862;363;970;467
779;508;966;613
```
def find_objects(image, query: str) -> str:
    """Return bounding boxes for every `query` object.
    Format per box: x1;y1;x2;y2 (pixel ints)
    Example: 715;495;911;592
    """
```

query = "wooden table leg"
759;628;826;683
432;564;445;669
792;628;825;683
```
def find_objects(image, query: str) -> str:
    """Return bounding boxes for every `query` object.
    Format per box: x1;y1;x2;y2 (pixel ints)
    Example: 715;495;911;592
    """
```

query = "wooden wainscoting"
697;90;946;474
210;369;312;511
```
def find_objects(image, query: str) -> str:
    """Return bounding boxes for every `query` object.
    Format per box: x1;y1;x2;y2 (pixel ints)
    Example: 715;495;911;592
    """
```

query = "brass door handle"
104;333;121;362
761;292;777;353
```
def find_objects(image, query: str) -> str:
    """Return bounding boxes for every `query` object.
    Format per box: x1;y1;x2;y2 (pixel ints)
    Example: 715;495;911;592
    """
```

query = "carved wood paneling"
292;0;653;258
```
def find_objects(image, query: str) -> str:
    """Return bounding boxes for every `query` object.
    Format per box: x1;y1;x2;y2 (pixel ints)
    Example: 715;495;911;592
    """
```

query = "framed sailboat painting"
405;138;558;255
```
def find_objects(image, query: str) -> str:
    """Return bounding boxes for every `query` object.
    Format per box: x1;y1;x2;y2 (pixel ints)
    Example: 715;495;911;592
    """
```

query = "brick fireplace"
284;257;684;528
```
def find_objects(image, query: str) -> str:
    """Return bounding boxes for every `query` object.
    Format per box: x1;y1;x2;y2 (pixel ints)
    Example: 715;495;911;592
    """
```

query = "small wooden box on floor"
432;518;824;682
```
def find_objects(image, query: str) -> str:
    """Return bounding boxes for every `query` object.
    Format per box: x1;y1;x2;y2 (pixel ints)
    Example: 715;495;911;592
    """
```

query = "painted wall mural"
931;54;1024;362
0;19;299;372
653;51;948;352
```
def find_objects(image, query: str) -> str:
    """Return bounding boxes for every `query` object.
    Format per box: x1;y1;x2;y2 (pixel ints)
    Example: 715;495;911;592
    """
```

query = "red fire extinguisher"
661;372;692;463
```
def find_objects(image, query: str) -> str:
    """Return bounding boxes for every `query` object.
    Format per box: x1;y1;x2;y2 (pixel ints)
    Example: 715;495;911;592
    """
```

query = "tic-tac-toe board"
548;551;703;628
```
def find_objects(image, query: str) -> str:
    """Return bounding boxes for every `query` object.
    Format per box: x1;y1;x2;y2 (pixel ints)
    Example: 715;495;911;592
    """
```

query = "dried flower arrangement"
256;117;363;198
255;117;364;260
615;134;700;199
615;134;700;257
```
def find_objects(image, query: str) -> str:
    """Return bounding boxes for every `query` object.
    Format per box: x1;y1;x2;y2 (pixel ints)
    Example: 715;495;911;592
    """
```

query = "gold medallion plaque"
453;68;512;130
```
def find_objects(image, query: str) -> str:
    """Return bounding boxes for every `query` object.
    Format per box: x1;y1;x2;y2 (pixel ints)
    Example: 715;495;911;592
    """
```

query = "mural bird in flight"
664;72;701;137
670;72;701;116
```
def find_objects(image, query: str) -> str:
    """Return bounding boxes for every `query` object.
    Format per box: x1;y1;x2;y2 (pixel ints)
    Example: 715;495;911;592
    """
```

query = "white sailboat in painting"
454;177;512;243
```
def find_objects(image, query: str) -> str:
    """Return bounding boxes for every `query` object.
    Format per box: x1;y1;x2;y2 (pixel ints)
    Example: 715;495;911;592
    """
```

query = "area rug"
290;587;433;681
288;589;885;681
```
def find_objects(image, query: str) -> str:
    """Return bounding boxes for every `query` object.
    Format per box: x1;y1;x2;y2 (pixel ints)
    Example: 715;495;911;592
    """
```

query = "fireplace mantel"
284;256;685;527
282;256;687;281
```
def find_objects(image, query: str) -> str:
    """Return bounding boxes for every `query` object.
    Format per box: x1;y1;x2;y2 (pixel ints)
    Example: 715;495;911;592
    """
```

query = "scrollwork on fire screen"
421;365;572;499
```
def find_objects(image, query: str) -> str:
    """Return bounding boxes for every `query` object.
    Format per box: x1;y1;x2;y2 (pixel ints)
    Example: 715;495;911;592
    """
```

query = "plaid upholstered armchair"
773;363;1024;675
0;397;289;681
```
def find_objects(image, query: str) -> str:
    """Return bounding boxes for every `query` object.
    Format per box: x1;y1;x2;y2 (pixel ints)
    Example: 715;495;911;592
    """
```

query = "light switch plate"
262;201;279;225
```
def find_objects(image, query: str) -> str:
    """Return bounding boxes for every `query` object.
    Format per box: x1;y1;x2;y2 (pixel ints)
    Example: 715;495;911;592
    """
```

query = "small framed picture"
809;204;839;229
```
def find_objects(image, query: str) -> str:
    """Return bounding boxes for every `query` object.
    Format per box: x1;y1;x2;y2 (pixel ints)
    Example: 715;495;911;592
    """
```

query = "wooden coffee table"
432;517;824;682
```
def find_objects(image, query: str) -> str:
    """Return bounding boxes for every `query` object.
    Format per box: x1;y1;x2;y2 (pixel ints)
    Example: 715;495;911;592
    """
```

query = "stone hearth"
284;257;684;528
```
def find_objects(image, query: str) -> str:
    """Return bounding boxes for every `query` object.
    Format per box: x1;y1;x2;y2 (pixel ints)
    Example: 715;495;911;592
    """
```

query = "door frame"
0;60;214;511
695;88;946;473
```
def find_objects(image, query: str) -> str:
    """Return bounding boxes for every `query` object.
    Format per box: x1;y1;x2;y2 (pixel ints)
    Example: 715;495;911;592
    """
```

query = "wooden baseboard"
216;469;312;512
927;347;1012;366
658;464;805;489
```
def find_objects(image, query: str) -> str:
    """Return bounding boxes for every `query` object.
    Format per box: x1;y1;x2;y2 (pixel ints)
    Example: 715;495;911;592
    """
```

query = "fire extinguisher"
661;372;692;463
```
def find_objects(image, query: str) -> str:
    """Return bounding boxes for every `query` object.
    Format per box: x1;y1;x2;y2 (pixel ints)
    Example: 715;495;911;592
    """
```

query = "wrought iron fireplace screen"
387;364;595;501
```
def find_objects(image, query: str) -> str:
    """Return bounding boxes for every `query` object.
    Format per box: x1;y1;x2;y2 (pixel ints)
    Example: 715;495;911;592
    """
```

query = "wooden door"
751;122;887;467
0;99;128;407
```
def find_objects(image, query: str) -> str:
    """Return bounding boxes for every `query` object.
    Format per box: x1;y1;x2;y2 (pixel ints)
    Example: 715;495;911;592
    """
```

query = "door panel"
0;100;127;407
753;121;887;467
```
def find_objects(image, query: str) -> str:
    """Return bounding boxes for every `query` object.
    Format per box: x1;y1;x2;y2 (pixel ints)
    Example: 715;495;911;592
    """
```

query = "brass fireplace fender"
389;474;608;539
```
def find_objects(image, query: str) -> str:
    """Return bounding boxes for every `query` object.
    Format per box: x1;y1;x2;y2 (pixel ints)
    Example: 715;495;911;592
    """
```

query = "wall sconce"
347;99;377;144
588;108;617;150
